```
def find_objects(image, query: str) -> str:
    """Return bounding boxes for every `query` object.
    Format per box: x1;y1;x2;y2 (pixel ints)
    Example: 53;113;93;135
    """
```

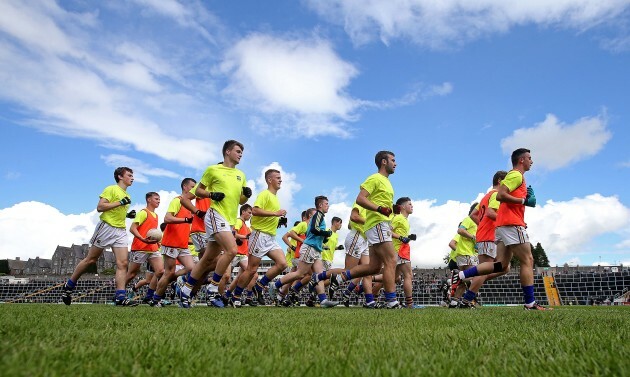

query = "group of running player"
59;140;549;310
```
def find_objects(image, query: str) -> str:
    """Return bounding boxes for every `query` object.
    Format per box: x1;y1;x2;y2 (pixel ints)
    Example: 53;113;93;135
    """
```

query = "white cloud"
526;194;630;264
500;113;611;170
101;154;181;184
326;187;349;203
0;1;221;169
0;190;180;260
221;34;360;138
307;0;630;48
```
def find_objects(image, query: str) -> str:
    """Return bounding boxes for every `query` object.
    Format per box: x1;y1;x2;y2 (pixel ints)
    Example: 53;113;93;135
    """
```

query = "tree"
532;242;550;267
0;260;9;274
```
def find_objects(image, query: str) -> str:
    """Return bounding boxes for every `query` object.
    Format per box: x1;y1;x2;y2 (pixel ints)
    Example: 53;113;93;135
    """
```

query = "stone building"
51;244;115;275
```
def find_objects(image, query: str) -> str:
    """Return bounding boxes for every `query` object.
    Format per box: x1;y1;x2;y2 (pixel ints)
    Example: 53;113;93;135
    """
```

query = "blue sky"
1;0;629;267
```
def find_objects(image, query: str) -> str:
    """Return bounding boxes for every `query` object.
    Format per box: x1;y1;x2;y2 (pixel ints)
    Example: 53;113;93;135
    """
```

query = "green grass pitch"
1;305;628;376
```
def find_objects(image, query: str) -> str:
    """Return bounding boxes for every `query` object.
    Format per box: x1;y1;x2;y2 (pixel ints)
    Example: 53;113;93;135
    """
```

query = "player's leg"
125;256;143;286
61;245;105;305
313;259;338;307
112;246;135;305
250;233;287;304
370;239;398;308
400;261;413;308
153;253;177;305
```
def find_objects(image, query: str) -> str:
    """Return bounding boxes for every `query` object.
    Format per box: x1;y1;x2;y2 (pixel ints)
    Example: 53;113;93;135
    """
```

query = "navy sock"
115;290;126;300
146;288;154;299
275;279;284;289
318;293;327;302
66;279;76;290
317;271;327;281
343;270;352;280
185;275;199;288
246;290;254;298
346;282;356;294
463;266;479;279
153;293;163;301
365;293;374;303
260;275;271;286
225;290;232;298
293;281;303;291
233;286;244;298
385;291;396;302
463;290;476;302
522;285;535;305
210;272;222;285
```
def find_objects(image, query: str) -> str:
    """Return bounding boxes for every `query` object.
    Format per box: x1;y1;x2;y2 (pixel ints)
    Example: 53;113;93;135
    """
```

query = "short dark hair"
492;171;508;186
222;140;244;156
394;197;411;214
331;216;342;224
306;208;316;218
375;151;394;168
240;204;252;214
145;192;159;201
181;178;196;190
301;210;307;220
315;195;328;208
511;148;530;167
265;169;280;181
469;202;478;216
114;167;133;182
294;221;301;226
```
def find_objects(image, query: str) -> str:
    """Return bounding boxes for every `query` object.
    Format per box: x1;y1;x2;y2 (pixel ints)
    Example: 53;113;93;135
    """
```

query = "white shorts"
477;241;497;259
495;226;529;246
192;255;200;264
204;209;233;241
248;230;282;258
291;258;300;268
365;222;393;246
231;254;248;268
456;255;479;268
90;221;128;249
129;251;161;265
191;232;209;253
175;264;185;273
322;260;332;270
160;245;192;259
397;256;411;265
345;230;369;259
299;244;322;264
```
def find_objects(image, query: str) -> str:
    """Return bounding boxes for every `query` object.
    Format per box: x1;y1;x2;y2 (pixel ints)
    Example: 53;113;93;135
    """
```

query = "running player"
277;196;339;307
317;151;400;309
125;192;163;304
449;203;478;306
227;204;259;306
459;171;508;308
322;217;343;271
179;140;252;308
230;169;288;307
61;167;137;306
339;202;371;307
391;197;417;308
151;178;197;306
455;148;551;310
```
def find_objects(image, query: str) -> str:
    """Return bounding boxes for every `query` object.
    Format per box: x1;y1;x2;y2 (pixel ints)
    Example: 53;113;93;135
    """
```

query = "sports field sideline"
1;305;628;376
